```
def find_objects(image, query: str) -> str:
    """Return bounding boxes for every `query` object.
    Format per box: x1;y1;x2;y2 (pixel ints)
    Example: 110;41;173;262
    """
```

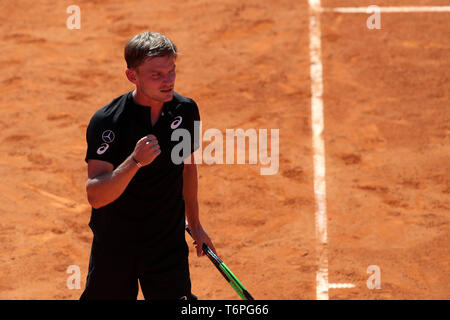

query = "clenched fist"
132;134;161;167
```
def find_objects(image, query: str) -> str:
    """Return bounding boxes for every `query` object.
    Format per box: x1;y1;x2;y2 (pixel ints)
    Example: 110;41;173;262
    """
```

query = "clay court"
0;0;448;300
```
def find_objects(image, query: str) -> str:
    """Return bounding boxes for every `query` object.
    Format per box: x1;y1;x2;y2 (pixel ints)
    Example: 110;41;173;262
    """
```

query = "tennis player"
80;31;216;300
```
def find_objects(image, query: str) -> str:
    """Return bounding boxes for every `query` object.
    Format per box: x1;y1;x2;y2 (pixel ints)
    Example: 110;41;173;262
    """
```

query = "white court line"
307;2;448;301
328;283;356;289
308;0;329;301
324;6;450;13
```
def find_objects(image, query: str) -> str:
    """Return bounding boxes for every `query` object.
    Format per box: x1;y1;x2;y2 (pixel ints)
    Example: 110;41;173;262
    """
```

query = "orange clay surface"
0;0;448;299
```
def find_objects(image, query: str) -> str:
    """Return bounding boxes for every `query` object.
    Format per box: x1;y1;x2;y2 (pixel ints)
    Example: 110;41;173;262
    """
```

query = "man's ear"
125;68;137;84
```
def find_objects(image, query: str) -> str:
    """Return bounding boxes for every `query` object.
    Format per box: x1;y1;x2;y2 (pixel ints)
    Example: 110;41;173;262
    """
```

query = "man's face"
133;55;176;104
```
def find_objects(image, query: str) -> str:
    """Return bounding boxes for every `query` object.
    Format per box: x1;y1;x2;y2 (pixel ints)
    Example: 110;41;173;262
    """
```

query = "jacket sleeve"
84;112;119;166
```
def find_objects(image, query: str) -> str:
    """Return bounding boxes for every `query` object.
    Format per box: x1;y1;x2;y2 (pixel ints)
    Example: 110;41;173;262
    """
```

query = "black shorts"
80;239;194;300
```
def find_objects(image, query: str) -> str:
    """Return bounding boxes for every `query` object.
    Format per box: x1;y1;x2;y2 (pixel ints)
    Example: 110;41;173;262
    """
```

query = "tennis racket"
185;225;254;300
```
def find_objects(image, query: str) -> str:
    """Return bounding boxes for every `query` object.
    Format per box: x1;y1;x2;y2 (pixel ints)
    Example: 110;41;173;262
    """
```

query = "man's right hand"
86;135;161;209
132;134;161;167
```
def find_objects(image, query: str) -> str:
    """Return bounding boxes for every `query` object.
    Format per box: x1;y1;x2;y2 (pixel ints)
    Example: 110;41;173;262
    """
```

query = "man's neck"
132;89;163;110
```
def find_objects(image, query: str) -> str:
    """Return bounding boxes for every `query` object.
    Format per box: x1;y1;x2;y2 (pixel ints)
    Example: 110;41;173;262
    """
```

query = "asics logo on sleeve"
96;143;109;155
